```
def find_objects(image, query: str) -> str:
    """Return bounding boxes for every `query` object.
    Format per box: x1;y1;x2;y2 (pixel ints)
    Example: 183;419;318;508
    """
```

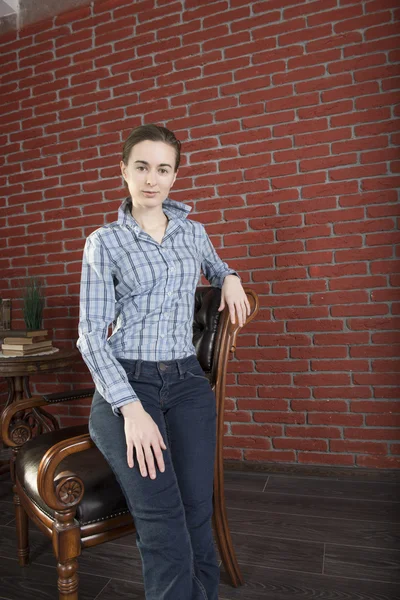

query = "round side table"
0;348;81;473
0;348;80;405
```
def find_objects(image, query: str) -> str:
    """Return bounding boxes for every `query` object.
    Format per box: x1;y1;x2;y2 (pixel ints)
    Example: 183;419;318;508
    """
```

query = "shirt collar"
117;197;192;227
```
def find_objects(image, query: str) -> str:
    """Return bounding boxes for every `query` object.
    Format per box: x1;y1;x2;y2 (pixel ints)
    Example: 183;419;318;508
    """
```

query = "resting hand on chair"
219;274;251;327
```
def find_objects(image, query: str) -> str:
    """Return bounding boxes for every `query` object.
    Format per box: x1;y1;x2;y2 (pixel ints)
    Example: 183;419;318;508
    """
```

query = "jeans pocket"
185;363;210;382
186;371;209;381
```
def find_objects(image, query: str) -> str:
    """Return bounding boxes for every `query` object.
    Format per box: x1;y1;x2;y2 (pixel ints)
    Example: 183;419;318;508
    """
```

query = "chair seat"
16;425;131;526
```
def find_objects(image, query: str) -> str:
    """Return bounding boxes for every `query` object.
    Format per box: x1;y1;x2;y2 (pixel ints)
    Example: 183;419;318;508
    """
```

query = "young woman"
77;124;250;600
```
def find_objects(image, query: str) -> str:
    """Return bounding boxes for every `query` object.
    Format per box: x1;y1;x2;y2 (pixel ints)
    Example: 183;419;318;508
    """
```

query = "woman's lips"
142;191;158;196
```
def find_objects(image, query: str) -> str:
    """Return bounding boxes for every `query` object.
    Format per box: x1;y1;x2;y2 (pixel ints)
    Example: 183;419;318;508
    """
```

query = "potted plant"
23;277;45;331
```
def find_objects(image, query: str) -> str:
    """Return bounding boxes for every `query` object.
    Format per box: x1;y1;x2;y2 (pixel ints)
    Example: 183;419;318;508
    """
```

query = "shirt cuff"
112;397;140;417
221;270;241;285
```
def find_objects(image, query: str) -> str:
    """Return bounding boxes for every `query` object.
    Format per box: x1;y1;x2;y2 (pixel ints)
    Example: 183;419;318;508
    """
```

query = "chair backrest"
193;286;223;376
193;286;259;388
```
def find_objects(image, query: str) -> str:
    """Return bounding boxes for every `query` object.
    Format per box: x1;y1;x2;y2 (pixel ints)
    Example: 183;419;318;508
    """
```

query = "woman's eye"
159;169;168;174
137;166;146;171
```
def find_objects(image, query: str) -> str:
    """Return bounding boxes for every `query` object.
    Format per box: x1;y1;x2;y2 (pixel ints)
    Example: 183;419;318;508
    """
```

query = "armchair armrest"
38;432;96;512
2;396;53;448
1;387;95;448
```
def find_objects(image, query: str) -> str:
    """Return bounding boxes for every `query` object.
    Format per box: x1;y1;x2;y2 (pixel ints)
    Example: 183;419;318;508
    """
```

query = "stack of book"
1;329;53;357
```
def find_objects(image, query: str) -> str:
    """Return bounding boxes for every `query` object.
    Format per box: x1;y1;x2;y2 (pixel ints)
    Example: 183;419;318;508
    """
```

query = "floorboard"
0;469;399;599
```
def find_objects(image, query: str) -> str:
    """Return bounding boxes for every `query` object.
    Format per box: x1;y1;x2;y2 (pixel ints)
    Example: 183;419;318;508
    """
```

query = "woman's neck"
130;204;168;231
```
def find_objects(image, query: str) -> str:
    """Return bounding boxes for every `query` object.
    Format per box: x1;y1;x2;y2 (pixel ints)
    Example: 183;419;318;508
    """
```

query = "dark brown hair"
122;124;181;171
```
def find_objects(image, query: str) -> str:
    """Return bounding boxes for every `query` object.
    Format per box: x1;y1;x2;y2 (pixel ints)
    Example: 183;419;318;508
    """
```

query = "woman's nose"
146;170;156;185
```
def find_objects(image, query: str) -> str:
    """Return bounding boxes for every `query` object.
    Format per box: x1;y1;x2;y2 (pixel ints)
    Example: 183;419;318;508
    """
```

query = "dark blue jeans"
88;354;219;600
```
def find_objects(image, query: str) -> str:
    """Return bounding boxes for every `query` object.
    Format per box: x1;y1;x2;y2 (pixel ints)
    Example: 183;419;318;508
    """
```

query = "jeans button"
159;363;166;370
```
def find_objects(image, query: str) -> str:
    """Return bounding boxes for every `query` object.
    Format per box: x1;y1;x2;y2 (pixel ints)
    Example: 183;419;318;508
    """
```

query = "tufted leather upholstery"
193;286;222;376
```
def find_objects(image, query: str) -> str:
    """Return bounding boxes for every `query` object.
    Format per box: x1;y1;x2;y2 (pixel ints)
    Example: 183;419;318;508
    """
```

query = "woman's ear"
120;160;127;182
171;170;178;188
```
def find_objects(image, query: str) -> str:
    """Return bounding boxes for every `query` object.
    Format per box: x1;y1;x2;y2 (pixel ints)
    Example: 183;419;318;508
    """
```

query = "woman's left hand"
218;275;251;327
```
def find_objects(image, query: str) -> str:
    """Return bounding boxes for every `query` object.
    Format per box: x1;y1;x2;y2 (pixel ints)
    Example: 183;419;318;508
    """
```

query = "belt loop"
177;360;185;380
134;359;142;379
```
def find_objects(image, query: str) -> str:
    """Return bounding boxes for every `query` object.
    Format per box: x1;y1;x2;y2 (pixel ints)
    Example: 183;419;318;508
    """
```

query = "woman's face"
120;140;177;208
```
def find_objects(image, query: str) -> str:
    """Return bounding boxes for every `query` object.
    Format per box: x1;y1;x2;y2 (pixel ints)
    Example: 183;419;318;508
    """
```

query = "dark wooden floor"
0;469;399;599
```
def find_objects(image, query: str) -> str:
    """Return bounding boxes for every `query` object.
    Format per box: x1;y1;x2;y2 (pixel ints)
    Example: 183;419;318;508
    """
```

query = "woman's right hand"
120;401;167;478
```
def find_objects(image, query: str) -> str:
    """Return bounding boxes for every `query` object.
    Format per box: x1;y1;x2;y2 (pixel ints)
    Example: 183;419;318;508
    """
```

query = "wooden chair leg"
13;483;30;566
213;447;244;587
53;510;81;600
56;558;79;600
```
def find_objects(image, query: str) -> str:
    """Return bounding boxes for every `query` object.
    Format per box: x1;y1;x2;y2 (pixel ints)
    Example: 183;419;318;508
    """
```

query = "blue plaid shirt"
77;197;239;416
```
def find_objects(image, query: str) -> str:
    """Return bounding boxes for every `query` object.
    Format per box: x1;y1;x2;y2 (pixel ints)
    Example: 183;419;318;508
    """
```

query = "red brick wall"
1;0;399;468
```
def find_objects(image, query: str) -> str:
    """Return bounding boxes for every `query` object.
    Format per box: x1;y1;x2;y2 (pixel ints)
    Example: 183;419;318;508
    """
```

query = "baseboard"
223;459;400;482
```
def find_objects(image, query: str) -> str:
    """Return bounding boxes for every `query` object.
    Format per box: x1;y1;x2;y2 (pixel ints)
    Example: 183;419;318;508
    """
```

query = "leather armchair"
2;286;259;600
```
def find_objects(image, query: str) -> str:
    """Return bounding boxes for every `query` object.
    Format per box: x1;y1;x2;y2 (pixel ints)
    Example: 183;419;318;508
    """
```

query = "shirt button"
170;266;175;271
161;334;165;338
134;227;139;233
168;292;172;296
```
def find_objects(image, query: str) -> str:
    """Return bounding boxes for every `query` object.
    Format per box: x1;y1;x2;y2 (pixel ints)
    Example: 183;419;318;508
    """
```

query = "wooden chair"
2;286;259;600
